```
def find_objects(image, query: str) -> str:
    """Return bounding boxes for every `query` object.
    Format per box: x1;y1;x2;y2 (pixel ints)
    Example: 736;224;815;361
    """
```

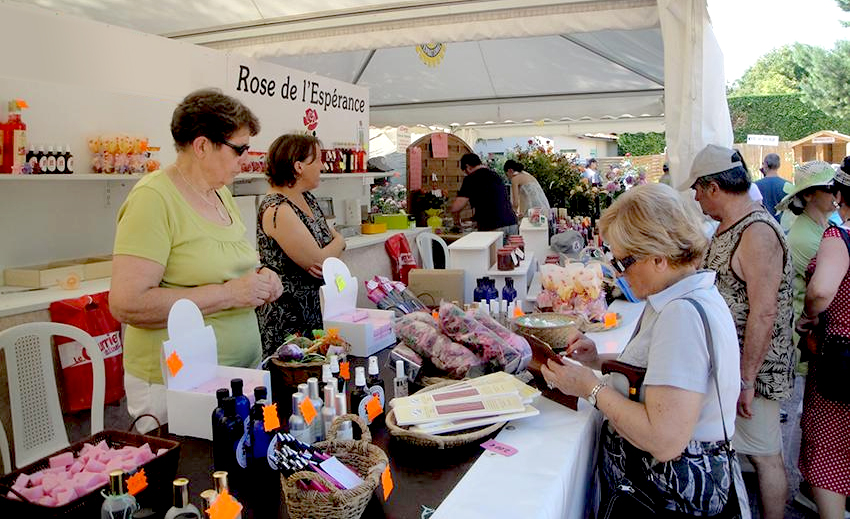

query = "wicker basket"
513;312;579;349
282;414;388;519
269;357;325;387
0;430;180;518
385;380;506;449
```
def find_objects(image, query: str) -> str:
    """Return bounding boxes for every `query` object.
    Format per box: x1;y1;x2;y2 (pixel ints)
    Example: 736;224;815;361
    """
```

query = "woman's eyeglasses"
221;140;250;156
610;254;638;275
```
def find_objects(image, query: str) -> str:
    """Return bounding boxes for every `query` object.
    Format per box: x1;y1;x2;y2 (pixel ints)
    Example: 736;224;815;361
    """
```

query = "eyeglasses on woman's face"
221;140;250;156
611;254;638;275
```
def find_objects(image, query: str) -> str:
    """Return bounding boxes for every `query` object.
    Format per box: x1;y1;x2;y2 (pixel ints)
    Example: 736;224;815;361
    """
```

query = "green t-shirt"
113;170;262;383
788;212;826;326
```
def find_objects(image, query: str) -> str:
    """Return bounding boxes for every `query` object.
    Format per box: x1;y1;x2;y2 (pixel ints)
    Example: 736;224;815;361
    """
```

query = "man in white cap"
681;144;794;519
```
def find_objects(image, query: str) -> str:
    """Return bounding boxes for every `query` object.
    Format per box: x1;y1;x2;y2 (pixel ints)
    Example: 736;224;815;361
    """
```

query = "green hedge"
728;94;850;142
617;132;666;156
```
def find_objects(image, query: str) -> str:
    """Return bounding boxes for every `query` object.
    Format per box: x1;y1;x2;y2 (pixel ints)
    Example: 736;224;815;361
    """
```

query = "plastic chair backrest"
0;322;105;473
415;232;449;270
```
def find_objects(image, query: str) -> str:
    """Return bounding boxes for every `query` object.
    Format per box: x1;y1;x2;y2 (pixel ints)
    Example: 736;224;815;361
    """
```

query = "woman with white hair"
542;183;748;517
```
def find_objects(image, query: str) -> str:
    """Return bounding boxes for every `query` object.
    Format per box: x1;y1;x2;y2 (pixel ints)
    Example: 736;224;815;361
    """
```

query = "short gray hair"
764;153;780;170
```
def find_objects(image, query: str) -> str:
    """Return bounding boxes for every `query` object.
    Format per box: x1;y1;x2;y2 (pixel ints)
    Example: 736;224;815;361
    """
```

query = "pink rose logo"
303;108;319;131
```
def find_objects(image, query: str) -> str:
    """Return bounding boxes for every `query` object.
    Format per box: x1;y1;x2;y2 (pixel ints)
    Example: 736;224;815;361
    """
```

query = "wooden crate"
406;133;474;226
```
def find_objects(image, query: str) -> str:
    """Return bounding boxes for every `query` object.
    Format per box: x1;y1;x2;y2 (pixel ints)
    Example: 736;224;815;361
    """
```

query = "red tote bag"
49;291;124;411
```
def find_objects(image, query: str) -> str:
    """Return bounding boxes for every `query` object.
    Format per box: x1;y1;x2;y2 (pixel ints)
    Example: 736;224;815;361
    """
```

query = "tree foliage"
727;44;814;96
616;132;666;156
798;40;850;120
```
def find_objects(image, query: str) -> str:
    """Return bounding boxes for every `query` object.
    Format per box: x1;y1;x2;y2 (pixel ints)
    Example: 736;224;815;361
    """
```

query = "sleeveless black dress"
256;191;333;357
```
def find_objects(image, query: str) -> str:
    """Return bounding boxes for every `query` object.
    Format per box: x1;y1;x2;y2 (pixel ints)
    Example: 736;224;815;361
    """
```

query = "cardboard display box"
320;258;396;357
407;269;465;307
162;299;271;440
4;255;113;288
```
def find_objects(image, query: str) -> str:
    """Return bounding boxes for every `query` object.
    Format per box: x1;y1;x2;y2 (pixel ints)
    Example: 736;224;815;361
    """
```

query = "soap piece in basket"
319;456;364;490
48;451;74;469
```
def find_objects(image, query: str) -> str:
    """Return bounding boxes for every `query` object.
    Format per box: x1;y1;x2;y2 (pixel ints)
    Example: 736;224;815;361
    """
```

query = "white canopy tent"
22;0;733;186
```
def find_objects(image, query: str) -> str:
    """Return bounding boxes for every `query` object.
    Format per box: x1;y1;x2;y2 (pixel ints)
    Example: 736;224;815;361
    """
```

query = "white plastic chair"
416;232;450;269
0;322;105;473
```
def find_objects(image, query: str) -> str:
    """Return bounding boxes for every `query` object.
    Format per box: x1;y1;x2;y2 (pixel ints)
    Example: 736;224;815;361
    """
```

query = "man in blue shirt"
755;153;789;222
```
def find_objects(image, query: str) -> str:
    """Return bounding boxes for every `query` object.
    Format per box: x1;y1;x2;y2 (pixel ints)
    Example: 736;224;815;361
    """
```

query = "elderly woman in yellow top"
110;89;282;432
541;183;747;516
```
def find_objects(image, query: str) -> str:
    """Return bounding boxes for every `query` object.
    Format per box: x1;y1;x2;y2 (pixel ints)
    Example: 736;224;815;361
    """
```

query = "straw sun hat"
775;160;835;212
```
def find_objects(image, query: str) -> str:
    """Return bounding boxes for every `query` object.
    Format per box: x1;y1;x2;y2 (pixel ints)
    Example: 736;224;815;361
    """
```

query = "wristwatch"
740;378;754;391
587;382;606;409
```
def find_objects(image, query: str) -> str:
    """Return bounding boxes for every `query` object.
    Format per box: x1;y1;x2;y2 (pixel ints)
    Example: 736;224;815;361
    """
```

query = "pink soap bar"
18;485;45;501
54;488;78;507
43;466;67;476
94;440;109;451
42;474;61;494
37;495;57;507
69;461;84;474
79;443;95;456
12;473;30;490
85;459;106;473
6;491;21;501
105;458;124;473
28;470;44;486
48;452;74;469
156;448;168;457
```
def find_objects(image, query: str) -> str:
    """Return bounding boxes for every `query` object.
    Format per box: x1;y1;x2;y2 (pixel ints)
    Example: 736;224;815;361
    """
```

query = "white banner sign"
746;134;779;146
226;56;370;152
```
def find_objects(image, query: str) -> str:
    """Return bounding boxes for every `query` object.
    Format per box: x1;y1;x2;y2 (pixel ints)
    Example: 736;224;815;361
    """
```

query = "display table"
432;300;644;519
162;300;644;519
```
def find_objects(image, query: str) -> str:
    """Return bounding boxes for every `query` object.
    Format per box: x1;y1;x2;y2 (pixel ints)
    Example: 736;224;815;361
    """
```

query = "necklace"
176;165;228;222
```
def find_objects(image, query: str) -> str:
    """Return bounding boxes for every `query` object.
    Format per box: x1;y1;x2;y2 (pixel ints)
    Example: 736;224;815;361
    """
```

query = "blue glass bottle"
231;378;250;426
485;278;499;302
249;404;273;472
502;278;517;304
473;278;486;302
211;388;229;434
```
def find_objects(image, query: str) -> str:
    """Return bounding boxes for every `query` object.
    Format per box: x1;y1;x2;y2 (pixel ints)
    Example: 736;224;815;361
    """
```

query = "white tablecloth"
432;300;645;519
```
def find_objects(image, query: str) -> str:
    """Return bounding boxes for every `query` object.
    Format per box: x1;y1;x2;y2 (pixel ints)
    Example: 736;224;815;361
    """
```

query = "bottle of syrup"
65;144;74;174
0;101;26;173
37;145;47;174
46;145;56;173
56;145;66;173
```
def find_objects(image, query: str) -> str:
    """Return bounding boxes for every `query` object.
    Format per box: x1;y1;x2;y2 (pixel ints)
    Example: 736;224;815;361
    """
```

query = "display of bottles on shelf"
23;144;75;174
322;144;366;173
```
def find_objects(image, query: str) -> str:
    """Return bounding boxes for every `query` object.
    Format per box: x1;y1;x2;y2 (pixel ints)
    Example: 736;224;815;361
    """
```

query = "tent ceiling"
23;0;668;128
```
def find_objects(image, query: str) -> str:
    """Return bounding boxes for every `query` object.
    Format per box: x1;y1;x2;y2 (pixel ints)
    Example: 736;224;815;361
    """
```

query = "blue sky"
708;0;850;82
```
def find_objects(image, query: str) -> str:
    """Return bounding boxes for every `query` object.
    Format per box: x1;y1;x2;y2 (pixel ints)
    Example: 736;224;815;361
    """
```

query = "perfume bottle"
163;478;201;519
100;470;139;519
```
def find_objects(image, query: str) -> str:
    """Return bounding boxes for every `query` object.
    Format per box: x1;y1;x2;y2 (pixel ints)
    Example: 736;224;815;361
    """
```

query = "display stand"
405;133;474;225
484;252;537;304
448;232;502;303
519;217;550;266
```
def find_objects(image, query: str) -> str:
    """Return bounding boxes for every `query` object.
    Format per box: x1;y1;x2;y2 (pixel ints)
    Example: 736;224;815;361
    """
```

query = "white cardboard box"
161;299;272;440
320;258;396;357
166;366;271;440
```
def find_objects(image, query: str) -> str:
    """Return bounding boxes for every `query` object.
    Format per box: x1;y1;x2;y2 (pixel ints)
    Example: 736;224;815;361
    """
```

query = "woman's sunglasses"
221;140;250;156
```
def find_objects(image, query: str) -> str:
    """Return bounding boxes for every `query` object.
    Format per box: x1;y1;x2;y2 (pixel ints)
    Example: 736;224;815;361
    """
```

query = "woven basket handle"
128;413;164;436
326;413;371;443
285;469;344;497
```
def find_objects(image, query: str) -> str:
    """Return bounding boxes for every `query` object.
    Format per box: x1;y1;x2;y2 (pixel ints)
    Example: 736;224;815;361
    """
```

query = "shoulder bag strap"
681;297;730;446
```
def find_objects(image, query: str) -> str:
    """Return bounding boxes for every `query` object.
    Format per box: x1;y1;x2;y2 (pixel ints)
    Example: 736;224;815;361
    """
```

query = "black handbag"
599;298;745;519
815;225;850;404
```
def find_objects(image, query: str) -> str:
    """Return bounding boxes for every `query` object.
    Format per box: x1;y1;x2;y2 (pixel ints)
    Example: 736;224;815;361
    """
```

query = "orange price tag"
604;312;618;329
366;395;383;422
513;306;525;318
340;361;351;380
431;310;439;321
263;403;281;432
300;398;317;425
207;489;243;519
126;469;147;496
166;351;184;377
381;465;394;501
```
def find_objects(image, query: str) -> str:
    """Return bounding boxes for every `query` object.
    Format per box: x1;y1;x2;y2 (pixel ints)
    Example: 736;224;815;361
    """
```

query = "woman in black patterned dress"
256;134;346;356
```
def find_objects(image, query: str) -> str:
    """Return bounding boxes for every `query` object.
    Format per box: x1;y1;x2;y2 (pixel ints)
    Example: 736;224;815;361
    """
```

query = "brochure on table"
162;299;270;440
320;258;395;357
